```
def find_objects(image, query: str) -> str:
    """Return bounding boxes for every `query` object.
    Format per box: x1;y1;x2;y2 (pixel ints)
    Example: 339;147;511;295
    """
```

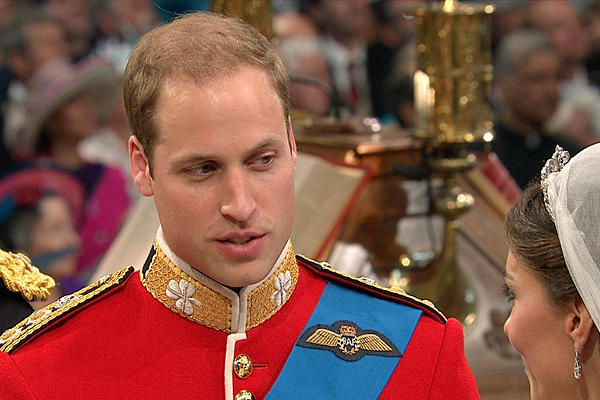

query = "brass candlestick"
391;0;494;328
212;0;272;40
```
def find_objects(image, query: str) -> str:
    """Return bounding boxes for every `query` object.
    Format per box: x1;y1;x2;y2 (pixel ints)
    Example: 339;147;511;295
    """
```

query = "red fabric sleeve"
0;351;37;400
428;318;480;400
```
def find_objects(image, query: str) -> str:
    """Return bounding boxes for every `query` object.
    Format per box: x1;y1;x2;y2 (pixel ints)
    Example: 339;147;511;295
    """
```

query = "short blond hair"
123;12;290;169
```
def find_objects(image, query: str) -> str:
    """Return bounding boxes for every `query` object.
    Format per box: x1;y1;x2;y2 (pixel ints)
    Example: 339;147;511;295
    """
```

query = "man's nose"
220;169;257;223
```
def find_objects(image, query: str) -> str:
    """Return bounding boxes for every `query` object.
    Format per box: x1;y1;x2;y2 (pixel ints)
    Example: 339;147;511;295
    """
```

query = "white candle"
443;0;456;13
414;70;430;131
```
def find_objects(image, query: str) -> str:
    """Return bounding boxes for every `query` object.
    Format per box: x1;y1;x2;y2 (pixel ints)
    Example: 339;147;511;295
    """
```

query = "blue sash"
265;281;422;399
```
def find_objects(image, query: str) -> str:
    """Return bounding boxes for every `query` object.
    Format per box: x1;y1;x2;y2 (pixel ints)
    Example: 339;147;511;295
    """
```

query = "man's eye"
186;163;216;175
255;154;274;166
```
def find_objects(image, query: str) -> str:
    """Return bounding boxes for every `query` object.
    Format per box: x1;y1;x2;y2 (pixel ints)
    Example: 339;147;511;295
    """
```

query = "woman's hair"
505;181;579;307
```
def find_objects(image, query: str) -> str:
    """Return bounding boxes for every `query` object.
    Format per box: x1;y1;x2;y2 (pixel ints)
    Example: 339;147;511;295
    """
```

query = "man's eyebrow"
171;137;285;166
172;153;214;166
504;272;514;281
249;138;283;153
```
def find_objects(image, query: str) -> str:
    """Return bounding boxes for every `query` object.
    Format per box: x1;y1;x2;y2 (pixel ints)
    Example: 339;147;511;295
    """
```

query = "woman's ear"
565;296;596;351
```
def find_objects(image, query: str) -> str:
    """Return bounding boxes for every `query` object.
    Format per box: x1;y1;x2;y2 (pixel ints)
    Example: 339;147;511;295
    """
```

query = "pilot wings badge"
297;320;402;361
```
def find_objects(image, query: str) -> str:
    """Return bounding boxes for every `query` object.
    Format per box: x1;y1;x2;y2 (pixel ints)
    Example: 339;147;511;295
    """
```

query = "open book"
292;153;371;259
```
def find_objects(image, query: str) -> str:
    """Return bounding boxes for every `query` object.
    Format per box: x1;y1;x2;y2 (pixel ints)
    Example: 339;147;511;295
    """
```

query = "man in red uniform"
0;12;479;399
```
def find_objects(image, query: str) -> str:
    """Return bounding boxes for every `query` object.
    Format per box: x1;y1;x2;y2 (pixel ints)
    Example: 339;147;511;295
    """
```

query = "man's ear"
565;296;596;351
288;116;297;170
129;136;154;197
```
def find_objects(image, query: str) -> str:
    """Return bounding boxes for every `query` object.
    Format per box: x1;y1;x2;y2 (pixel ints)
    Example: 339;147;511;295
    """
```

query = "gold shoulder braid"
1;266;133;353
0;250;55;302
297;254;447;323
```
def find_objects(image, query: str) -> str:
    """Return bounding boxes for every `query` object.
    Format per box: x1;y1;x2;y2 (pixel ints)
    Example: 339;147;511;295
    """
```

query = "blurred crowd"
0;0;599;303
0;0;159;303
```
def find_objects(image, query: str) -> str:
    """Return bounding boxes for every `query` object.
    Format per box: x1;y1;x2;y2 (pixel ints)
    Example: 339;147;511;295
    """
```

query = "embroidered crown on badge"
297;320;402;362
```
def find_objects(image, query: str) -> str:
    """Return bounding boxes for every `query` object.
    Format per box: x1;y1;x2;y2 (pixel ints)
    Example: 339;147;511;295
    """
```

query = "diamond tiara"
540;145;570;221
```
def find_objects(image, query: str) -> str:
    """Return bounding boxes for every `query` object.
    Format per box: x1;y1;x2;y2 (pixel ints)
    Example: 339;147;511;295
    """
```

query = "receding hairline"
152;65;289;141
129;12;279;77
495;29;554;77
123;11;291;168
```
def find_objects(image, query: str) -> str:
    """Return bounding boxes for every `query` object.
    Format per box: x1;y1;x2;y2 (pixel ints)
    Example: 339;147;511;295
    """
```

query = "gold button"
235;390;255;400
233;354;253;379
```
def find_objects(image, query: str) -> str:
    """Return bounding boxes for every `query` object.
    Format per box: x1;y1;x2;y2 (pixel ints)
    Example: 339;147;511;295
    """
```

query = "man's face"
131;66;297;287
289;53;332;115
46;94;97;142
320;0;374;40
500;49;561;129
29;195;80;279
24;21;68;73
529;0;590;65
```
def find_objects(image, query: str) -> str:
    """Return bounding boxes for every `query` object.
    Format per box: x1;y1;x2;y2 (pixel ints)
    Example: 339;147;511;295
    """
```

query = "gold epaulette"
0;250;55;302
0;266;134;353
297;254;447;323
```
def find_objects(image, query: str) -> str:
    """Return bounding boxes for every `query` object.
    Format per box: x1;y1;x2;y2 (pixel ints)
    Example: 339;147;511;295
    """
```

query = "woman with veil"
504;143;600;399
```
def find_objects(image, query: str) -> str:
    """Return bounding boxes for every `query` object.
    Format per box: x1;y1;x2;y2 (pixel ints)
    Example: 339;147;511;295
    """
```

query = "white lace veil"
544;143;600;329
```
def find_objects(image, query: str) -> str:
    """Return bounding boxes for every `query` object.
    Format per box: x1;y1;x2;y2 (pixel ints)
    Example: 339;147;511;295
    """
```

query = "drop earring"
574;343;582;380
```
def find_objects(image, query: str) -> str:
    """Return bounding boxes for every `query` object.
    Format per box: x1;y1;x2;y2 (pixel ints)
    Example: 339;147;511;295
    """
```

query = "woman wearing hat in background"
2;56;131;279
0;166;84;302
503;143;600;399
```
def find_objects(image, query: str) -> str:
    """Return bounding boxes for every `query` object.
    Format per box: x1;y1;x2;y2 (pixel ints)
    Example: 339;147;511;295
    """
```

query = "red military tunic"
0;237;479;399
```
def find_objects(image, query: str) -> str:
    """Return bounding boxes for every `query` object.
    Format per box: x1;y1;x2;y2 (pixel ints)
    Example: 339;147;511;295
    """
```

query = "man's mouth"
215;233;266;259
225;237;254;245
219;232;265;245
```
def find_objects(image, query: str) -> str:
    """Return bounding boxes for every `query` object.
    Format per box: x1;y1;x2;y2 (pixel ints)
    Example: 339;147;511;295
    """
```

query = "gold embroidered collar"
140;239;298;333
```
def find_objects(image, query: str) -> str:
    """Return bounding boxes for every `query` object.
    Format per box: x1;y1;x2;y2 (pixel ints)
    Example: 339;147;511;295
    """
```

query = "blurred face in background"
6;20;68;82
313;0;375;44
289;57;332;115
45;94;98;145
45;0;94;60
529;0;591;65
29;195;80;279
24;21;68;72
282;40;333;116
498;48;561;130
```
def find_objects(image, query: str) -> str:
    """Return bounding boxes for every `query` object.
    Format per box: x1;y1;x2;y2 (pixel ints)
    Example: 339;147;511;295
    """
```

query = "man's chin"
212;263;273;289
